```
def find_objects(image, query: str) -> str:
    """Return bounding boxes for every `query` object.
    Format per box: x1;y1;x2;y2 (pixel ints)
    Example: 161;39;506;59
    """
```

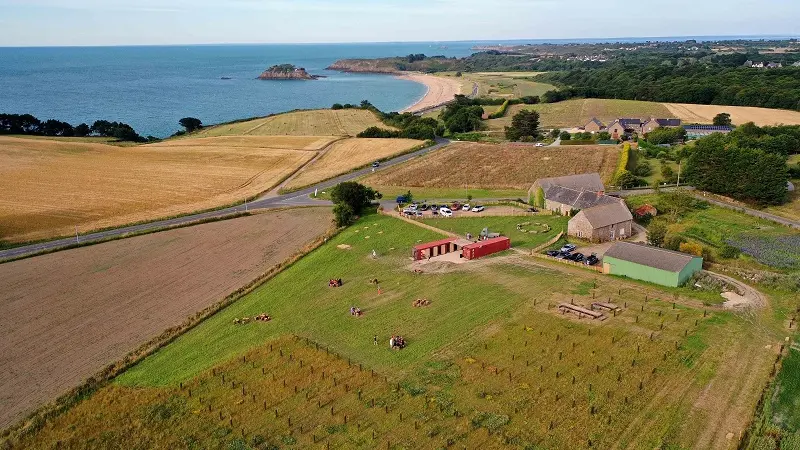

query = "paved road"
0;138;452;262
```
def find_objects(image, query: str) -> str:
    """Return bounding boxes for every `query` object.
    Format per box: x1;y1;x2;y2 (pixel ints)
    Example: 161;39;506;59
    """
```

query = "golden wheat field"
365;142;620;190
195;109;390;137
153;135;338;151
663;103;800;126
283;138;423;190
0;136;316;243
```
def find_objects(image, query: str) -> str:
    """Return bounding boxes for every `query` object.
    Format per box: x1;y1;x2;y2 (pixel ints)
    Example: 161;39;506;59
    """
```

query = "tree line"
684;124;795;205
537;63;800;111
0;113;147;142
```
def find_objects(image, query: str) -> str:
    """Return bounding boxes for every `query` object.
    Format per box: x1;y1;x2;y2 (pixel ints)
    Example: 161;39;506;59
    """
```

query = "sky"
1;0;799;47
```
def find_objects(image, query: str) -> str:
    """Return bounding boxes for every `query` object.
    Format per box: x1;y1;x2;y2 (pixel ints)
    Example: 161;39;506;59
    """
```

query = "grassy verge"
422;214;568;249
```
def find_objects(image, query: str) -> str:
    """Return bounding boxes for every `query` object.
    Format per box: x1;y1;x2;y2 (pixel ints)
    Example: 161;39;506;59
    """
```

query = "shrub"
718;244;741;259
612;143;631;185
646;220;667;246
331;103;344;110
488;100;510;119
357;126;400;138
664;234;686;251
559;131;571;141
679;242;703;256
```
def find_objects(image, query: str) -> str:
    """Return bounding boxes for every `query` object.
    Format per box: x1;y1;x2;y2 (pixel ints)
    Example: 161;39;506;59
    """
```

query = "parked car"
408;204;418;211
419;204;429;211
396;195;410;204
439;207;453;217
414;211;424;218
471;205;485;213
371;161;380;168
569;253;585;263
585;254;599;266
559;244;577;253
535;143;545;147
401;208;415;215
430;204;439;211
527;207;538;213
462;204;471;211
555;252;569;259
546;250;560;257
451;202;462;210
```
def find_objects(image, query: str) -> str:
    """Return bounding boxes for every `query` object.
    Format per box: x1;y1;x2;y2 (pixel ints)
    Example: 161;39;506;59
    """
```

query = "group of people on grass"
349;306;363;316
389;335;406;349
328;278;343;287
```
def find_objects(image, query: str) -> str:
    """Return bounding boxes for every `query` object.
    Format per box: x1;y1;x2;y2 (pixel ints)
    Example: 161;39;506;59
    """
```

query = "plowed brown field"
0;207;332;430
365;142;620;190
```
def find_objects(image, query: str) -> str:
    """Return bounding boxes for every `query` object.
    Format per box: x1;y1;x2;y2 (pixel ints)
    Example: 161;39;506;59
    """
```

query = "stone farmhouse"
582;117;682;139
567;201;634;242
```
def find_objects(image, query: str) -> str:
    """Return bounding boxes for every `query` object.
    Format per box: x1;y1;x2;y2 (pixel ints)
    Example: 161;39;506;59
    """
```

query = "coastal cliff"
257;64;321;80
326;59;402;74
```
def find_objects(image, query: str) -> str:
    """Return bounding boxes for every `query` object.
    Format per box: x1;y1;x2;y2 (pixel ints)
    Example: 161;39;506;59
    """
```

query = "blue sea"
0;36;793;137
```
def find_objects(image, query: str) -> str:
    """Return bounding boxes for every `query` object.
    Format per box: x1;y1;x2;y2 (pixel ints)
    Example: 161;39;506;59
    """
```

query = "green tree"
74;123;91;137
712;112;732;127
329;181;382;226
549;129;561;139
504;109;540;141
597;131;611;141
559;131;571;141
646;220;668;247
179;117;203;133
333;203;355;228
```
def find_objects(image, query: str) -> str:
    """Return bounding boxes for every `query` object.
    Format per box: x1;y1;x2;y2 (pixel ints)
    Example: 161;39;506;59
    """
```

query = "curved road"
0;138;452;262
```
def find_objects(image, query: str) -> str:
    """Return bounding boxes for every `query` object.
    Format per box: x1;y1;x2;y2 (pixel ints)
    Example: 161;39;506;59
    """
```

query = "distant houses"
582;117;682;139
743;60;784;69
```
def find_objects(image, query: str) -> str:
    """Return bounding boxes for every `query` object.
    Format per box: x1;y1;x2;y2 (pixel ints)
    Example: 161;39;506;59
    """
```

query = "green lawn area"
116;212;543;386
438;72;556;100
422;214;568;249
772;345;800;430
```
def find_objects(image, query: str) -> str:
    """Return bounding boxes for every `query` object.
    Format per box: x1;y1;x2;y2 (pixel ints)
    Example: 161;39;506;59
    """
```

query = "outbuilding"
413;238;457;261
602;242;703;287
462;236;511;260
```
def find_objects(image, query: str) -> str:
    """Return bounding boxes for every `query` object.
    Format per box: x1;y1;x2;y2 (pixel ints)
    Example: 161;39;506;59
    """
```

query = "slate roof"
619;118;642;128
655;118;682;127
537;173;605;193
585;118;605;128
604;242;700;272
577;202;633;228
544;185;622;210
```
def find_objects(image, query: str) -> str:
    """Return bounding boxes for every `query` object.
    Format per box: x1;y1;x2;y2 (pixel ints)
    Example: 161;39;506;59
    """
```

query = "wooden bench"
558;303;605;320
592;302;621;312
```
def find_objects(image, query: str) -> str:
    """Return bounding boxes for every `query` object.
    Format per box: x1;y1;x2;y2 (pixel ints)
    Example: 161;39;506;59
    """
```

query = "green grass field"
9;212;786;449
423;215;568;249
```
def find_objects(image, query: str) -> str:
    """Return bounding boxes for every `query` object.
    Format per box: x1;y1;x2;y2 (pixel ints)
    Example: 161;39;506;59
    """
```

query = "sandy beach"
397;73;465;113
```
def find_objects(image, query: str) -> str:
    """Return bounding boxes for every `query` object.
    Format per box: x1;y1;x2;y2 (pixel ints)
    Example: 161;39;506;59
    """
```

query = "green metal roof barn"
602;242;703;287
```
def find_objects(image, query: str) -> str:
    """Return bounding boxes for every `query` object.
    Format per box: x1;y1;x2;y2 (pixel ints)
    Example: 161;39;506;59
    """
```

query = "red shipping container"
461;236;511;260
413;238;457;261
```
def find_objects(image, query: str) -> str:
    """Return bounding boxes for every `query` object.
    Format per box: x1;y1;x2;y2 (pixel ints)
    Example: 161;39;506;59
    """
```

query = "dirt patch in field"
365;142;620;190
0;207;332;430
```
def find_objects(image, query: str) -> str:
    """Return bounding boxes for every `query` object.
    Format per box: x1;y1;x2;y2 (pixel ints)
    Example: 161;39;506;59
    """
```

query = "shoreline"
396;73;465;113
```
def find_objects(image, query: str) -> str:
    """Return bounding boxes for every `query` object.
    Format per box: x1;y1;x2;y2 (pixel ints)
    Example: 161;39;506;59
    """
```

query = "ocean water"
0;36;791;137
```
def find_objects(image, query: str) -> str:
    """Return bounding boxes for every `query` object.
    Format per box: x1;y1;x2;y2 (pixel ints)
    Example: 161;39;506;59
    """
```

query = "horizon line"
1;34;798;49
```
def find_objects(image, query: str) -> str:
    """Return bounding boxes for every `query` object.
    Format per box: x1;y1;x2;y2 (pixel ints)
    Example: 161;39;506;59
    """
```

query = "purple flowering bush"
726;234;800;269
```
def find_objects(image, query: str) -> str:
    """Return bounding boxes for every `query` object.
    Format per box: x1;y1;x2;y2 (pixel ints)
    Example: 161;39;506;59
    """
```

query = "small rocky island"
257;64;322;80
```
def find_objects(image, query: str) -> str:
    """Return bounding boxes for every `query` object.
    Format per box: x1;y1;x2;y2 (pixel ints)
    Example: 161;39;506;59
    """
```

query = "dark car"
570;253;585;262
555;252;570;259
546;250;560;257
585;254;599;266
372;161;380;168
419;204;429;211
430;204;439;211
527;207;538;213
